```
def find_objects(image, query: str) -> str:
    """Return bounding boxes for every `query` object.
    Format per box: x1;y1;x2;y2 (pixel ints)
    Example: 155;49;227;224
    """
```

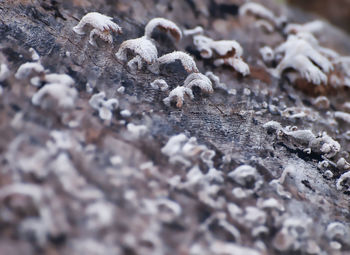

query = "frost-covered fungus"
239;2;286;29
73;12;122;46
183;26;204;37
192;35;250;76
32;83;78;109
239;2;275;23
284;20;324;35
158;51;199;73
161;134;215;168
309;132;340;158
44;73;75;87
228;165;263;191
89;91;119;121
144;17;182;42
259;46;274;65
115;36;158;72
150;79;169;91
163;86;194;108
336;171;350;191
15;62;45;79
184;73;213;94
273;217;312;252
273;34;333;85
214;56;250;76
193;35;243;59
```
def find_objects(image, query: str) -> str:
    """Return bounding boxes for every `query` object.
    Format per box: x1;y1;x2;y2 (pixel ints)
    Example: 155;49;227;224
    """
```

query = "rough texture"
1;0;350;255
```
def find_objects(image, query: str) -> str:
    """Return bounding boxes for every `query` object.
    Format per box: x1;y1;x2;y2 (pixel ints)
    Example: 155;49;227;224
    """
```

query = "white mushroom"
73;12;122;46
89;91;119;121
144;17;182;41
32;83;78;109
15;62;45;79
158;51;198;73
184;73;213;94
274;34;333;85
163;86;194;108
115;36;158;72
193;35;250;76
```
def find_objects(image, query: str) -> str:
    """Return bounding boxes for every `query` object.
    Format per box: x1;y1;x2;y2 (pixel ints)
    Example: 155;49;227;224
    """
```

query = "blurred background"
288;0;350;33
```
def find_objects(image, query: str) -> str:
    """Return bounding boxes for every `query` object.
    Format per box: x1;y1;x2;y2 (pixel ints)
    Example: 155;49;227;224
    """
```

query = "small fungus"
273;34;333;85
259;46;274;65
184;73;213;94
163;86;194;108
115;36;158;72
73;12;122;46
32;83;78;110
15;62;45;79
183;26;204;37
239;2;286;29
126;123;148;139
158;51;199;73
228;165;262;190
336;171;350;191
150;79;169;91
29;48;40;61
144;17;182;41
284;20;324;35
89;91;119;121
192;35;250;75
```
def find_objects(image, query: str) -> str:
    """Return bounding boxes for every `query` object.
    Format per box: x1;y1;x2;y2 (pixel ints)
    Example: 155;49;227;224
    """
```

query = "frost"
116;36;158;72
273;34;333;85
184;73;213;94
15;62;44;79
89;91;119;121
163;86;194;108
73;12;122;46
145;17;182;41
0;63;10;82
158;51;198;73
150;79;169;91
32;82;78;109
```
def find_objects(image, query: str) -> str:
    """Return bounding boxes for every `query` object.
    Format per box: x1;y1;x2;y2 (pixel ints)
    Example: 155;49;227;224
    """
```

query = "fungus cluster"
89;91;119;121
190;33;250;76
